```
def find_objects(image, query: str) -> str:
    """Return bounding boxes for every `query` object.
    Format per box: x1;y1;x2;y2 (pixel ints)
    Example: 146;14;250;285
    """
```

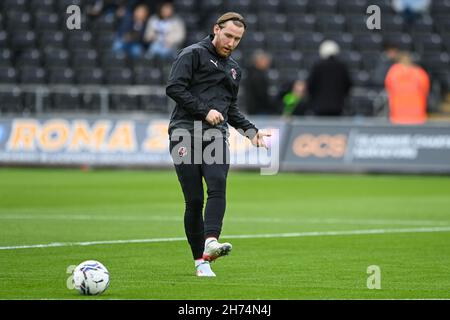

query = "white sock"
205;237;217;247
194;258;205;268
195;259;216;277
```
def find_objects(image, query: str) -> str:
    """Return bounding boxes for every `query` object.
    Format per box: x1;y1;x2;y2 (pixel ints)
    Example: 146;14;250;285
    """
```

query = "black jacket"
307;56;352;116
166;35;258;139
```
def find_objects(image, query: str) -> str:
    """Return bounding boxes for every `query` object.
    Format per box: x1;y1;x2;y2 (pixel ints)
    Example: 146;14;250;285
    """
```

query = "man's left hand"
251;131;271;149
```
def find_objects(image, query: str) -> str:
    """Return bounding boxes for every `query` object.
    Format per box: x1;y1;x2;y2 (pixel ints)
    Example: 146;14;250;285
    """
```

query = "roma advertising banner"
0;117;285;170
0;118;172;166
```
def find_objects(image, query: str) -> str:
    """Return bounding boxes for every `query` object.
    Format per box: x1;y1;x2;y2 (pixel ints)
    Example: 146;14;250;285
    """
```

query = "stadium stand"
0;0;449;116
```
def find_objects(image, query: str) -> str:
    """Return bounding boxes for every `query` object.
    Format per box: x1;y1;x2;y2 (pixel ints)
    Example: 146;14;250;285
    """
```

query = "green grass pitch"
0;168;449;299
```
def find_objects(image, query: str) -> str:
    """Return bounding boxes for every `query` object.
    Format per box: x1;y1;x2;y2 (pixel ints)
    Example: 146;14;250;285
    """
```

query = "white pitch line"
1;226;450;251
0;214;449;227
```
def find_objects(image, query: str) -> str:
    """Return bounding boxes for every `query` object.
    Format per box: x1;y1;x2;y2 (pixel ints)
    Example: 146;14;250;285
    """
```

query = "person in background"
392;0;431;24
385;51;430;124
244;50;278;115
372;42;400;88
87;0;134;19
112;4;150;58
306;40;352;116
144;2;186;61
281;80;307;117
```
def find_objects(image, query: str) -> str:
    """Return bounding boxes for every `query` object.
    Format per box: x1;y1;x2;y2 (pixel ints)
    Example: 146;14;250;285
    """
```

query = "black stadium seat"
34;12;60;31
48;67;75;84
10;30;36;50
72;49;98;68
39;31;65;49
0;66;17;83
44;48;70;68
6;12;32;31
0;89;24;114
16;49;42;68
105;67;133;85
0;49;12;68
19;66;46;84
76;68;104;84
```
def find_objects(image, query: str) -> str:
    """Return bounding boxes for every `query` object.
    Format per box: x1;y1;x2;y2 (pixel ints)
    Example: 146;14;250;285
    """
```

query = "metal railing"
0;84;170;115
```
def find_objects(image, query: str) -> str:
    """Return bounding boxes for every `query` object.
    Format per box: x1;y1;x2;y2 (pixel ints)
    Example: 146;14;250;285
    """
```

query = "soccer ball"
72;260;110;295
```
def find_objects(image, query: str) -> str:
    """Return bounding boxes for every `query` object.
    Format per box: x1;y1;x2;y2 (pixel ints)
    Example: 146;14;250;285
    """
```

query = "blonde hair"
216;12;246;29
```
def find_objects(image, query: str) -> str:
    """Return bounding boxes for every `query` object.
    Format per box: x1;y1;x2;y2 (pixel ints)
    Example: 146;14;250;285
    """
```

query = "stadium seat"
414;34;443;54
94;31;116;51
352;33;383;52
48;67;75;84
258;13;287;31
340;51;362;70
140;95;169;113
88;14;116;32
0;31;7;48
67;31;93;50
6;12;32;31
110;93;140;111
105;67;133;85
265;31;295;51
0;66;17;83
51;90;81;111
316;14;346;33
421;53;450;74
350;70;370;87
16;49;42;68
272;50;303;69
294;32;324;52
34;12;60;31
100;51;128;69
381;14;405;34
302;52;320;68
173;0;196;13
2;0;27;12
0;49;12;68
72;49;98;68
0;89;24;114
55;0;82;11
410;16;435;35
323;33;354;51
430;0;450;15
338;0;368;14
44;48;70;68
19;66;47;84
75;68;104;84
10;30;36;50
223;0;253;14
29;0;55;13
39;31;65;49
134;67;163;85
281;0;309;14
254;0;281;13
383;33;412;51
286;14;316;33
309;0;338;14
238;31;265;51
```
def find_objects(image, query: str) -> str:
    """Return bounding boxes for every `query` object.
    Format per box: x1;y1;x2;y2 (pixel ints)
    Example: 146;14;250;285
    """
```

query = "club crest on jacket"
230;68;237;80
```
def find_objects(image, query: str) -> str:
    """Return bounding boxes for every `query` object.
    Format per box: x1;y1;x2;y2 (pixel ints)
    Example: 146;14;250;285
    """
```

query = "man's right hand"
205;109;224;126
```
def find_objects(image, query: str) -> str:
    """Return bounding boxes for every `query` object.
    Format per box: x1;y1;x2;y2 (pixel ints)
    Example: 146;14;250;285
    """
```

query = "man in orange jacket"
385;51;430;124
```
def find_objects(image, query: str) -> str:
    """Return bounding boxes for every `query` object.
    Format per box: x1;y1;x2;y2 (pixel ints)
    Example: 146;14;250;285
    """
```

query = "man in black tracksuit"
166;12;270;277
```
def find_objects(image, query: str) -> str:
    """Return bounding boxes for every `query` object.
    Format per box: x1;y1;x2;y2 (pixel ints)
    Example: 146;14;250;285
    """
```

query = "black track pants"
169;137;230;260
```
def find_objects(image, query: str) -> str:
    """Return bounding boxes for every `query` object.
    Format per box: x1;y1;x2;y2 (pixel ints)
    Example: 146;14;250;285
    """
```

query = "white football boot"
202;238;232;262
195;260;216;277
